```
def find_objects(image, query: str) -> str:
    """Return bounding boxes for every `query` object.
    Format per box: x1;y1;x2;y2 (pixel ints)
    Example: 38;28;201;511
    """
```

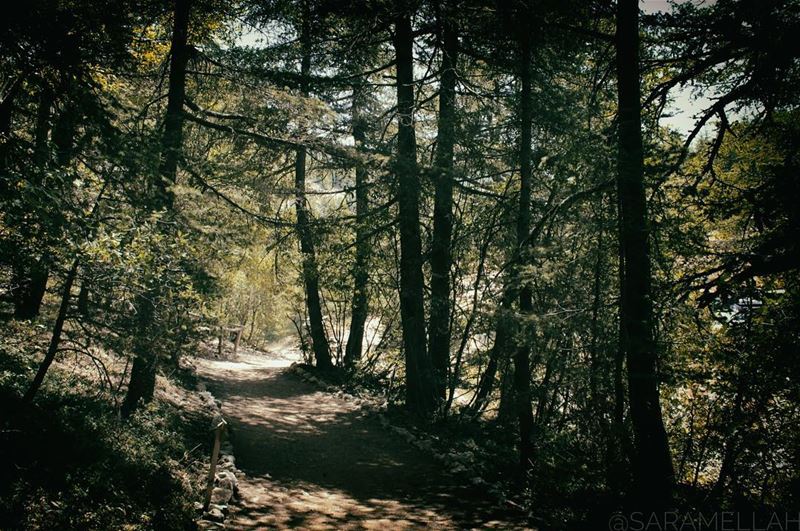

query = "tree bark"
428;2;459;400
22;258;79;401
157;0;191;209
11;88;53;320
393;9;437;415
295;4;333;371
121;293;159;417
344;82;370;369
615;0;674;510
123;0;191;415
512;28;536;469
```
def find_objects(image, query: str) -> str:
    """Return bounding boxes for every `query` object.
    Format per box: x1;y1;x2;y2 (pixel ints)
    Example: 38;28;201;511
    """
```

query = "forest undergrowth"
0;320;212;530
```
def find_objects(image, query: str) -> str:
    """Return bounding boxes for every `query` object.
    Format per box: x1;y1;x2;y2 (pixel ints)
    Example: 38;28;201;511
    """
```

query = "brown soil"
193;343;531;530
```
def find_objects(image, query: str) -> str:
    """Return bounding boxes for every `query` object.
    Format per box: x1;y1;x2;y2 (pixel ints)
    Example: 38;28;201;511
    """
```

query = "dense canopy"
1;0;798;528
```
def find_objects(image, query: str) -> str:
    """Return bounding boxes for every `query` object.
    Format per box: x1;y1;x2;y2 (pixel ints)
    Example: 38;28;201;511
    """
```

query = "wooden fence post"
233;326;243;355
203;414;227;510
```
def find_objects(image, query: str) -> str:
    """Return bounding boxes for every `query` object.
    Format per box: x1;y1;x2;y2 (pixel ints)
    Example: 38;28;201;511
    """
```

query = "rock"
199;391;215;404
204;507;225;522
197;520;225;530
209;503;228;514
211;486;233;504
193;502;205;512
216;470;238;492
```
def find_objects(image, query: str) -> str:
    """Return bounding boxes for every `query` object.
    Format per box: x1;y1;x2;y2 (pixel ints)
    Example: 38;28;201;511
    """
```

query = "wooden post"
203;415;227;510
233;326;243;355
217;331;224;357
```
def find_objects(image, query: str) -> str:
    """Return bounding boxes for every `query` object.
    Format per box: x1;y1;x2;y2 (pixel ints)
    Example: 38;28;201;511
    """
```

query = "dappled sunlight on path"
193;344;529;530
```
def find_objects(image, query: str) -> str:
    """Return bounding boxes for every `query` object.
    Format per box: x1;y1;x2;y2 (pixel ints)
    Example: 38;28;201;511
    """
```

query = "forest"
1;0;799;529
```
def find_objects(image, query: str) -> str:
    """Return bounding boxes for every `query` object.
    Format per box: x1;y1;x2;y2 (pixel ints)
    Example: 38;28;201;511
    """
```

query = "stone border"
194;381;241;530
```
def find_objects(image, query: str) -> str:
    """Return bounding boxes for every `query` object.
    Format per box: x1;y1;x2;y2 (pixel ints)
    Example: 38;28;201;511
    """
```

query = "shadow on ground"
193;348;530;530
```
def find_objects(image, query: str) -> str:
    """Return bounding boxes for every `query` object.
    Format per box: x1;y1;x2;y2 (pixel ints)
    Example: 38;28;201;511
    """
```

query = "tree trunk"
295;5;333;371
12;262;49;320
11;88;53;320
393;9;437;415
512;28;536;470
156;0;191;209
472;282;514;413
14;85;81;322
344;82;370;369
23;182;108;402
615;0;674;510
428;2;459;400
123;0;191;415
121;304;159;417
77;277;90;316
22;258;79;401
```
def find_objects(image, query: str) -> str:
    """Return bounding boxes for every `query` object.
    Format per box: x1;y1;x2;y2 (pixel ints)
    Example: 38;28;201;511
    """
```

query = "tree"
392;4;438;414
122;0;192;416
343;80;371;368
615;0;674;510
293;2;334;371
511;14;536;470
428;0;459;400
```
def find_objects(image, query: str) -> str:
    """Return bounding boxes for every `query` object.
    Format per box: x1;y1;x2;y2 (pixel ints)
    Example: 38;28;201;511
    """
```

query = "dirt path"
192;343;529;530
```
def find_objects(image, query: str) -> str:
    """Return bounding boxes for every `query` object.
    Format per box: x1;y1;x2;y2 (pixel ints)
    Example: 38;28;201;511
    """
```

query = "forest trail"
192;342;529;530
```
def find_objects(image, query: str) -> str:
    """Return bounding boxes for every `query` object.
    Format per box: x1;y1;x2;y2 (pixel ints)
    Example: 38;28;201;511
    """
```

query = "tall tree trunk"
11;88;53;320
13;83;79;322
344;82;370;369
615;0;674;510
295;4;333;371
123;0;191;416
428;2;459;400
512;28;536;469
157;0;191;209
393;9;437;415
